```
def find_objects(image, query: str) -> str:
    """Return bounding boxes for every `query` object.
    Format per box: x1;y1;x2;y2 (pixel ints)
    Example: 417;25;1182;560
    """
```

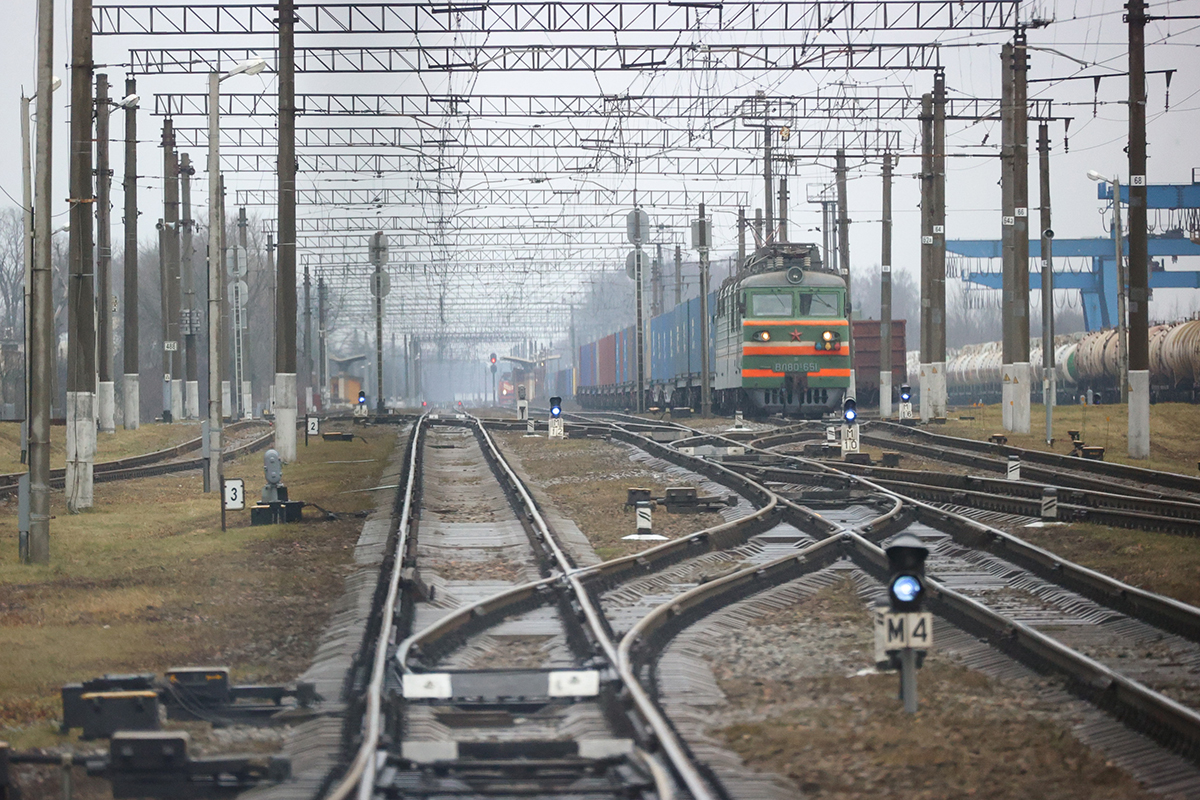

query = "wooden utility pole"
275;0;299;459
65;0;96;510
1127;0;1150;458
880;152;893;418
95;74;115;433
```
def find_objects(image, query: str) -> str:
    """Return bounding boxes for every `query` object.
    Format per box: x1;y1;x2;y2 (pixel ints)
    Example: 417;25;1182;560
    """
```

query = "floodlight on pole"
222;57;267;81
1086;170;1109;183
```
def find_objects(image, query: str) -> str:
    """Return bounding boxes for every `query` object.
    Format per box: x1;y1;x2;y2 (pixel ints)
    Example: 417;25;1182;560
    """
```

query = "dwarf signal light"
357;390;367;406
842;397;857;424
885;532;929;612
899;384;912;403
549;396;562;418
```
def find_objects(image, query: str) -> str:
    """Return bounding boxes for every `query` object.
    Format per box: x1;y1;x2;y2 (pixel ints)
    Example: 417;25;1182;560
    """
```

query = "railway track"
251;409;1200;798
0;420;276;498
575;413;1200;795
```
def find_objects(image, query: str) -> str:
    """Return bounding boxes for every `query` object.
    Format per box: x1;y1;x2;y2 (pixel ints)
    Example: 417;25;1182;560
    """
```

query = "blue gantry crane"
951;179;1200;331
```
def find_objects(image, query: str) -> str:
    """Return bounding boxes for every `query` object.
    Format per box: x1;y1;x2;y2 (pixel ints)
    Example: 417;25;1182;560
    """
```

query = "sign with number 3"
223;478;246;511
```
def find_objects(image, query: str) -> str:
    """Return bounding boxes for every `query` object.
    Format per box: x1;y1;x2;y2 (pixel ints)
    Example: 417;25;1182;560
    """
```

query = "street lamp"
206;56;268;492
1087;170;1128;403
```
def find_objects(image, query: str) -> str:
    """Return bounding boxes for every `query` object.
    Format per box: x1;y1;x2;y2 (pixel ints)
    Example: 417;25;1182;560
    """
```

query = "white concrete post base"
123;374;140;430
879;372;892;418
1002;363;1014;431
929;362;947;419
919;363;946;421
1011;362;1031;434
171;378;184;422
98;381;116;433
221;381;232;419
185;381;200;420
242;381;253;420
1128;370;1150;459
848;369;857;402
65;391;96;510
275;372;298;461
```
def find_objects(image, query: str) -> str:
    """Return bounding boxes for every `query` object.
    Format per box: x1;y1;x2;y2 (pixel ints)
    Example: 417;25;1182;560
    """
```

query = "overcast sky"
2;0;1200;343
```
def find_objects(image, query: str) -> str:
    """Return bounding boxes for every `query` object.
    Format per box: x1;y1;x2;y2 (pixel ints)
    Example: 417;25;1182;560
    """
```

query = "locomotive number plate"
773;362;819;373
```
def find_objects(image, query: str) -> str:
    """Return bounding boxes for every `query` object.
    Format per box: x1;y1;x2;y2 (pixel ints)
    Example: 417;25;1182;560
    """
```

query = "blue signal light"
891;574;923;604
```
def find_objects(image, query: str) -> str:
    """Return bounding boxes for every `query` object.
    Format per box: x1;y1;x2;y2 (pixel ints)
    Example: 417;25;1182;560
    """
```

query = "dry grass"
938;402;1200;476
0;421;205;475
495;433;724;561
1015;521;1200;609
0;427;398;749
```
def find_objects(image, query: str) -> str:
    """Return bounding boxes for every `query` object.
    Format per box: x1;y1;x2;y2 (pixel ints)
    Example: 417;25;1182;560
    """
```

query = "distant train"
574;243;905;417
910;319;1200;404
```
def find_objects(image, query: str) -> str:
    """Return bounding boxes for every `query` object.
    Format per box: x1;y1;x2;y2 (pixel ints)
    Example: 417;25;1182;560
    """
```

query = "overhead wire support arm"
151;92;1055;120
129;43;946;75
97;1;1020;35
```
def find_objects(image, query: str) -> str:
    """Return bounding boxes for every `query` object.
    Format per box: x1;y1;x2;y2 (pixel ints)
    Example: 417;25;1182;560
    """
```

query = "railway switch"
875;532;932;714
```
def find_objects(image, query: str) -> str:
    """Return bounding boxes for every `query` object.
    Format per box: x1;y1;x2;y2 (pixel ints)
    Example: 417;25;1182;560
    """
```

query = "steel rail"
322;414;426;800
612;432;1200;769
873;419;1200;496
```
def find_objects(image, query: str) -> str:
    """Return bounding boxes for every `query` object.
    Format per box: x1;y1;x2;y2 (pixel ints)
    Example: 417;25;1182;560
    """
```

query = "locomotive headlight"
754;330;771;342
822;331;834;341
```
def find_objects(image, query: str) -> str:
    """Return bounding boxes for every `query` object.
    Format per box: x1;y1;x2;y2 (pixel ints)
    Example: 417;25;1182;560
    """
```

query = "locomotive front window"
799;292;840;317
750;292;793;317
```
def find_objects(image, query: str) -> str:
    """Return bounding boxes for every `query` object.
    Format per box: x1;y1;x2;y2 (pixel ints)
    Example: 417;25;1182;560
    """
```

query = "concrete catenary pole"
95;74;115;433
275;0;299;460
674;244;682;307
835;149;855;397
28;0;55;561
778;177;789;243
304;264;312;413
1127;0;1151;458
1038;122;1055;444
698;202;712;417
237;207;251;418
918;93;936;420
763;119;774;244
21;94;32;459
737;207;746;270
65;0;96;511
317;273;327;410
205;70;222;491
162;118;183;423
180;153;199;419
1012;33;1031;434
880;152;893;418
1000;42;1016;430
122;78;139;430
931;72;948;417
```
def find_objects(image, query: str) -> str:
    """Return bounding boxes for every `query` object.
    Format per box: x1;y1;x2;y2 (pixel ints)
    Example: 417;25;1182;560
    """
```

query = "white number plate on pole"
164;340;178;352
876;611;933;652
841;423;860;454
223;478;246;511
306;416;319;435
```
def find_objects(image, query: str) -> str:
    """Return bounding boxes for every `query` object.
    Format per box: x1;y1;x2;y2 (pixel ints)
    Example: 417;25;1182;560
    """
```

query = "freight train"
912;319;1200;405
574;243;905;417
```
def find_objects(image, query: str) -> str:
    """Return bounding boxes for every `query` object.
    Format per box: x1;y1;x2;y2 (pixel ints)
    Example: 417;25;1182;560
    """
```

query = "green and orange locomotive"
576;242;851;417
713;243;849;416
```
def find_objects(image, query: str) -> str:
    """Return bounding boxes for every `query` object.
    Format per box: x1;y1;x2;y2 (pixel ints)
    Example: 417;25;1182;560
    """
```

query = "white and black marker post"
1007;454;1021;481
1041;487;1058;520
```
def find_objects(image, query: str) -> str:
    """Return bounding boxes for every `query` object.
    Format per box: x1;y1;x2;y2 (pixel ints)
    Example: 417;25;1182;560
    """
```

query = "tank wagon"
918;319;1200;405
